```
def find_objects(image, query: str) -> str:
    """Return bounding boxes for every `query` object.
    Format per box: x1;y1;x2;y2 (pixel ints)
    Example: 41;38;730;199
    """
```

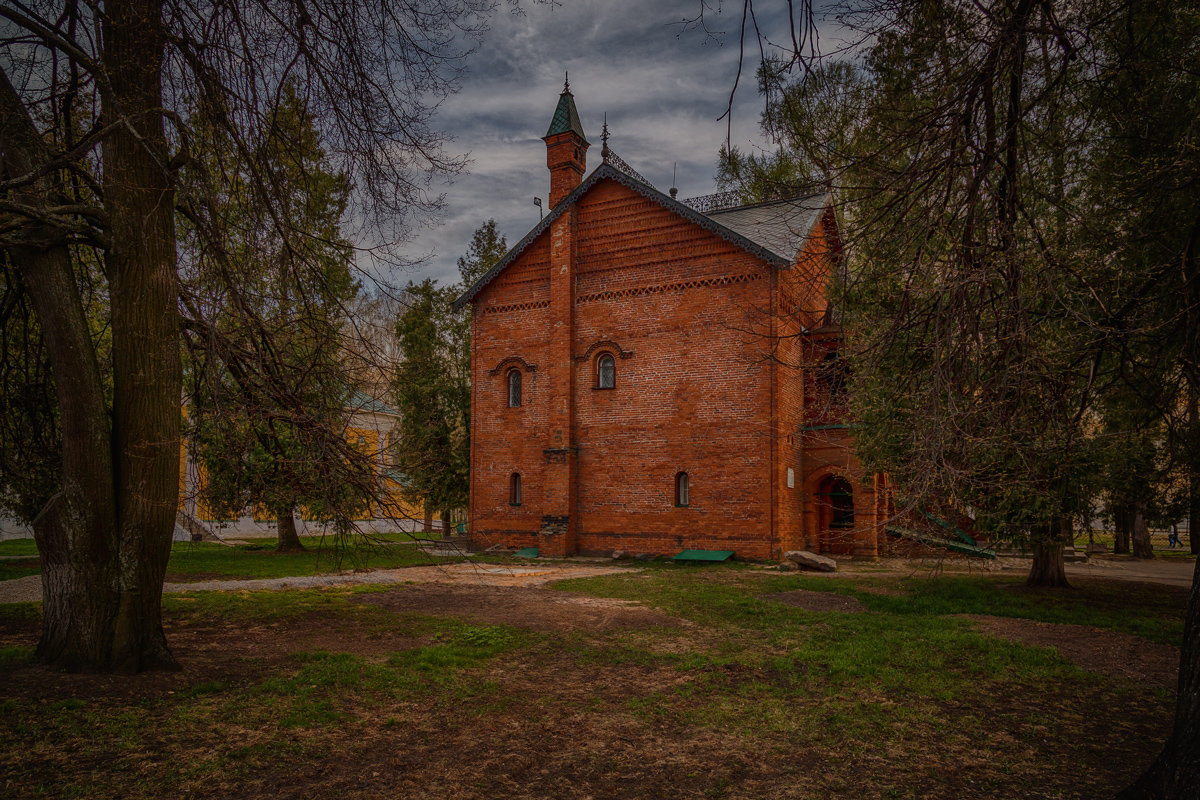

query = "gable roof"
452;162;829;310
347;390;398;417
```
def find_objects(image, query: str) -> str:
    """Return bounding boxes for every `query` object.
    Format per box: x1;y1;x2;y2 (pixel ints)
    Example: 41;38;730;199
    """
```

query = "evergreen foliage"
391;220;506;527
392;280;470;524
1;0;493;671
720;0;1199;587
457;219;508;288
182;85;368;549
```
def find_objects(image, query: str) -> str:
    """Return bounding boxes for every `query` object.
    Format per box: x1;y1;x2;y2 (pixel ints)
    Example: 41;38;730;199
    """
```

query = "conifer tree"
184;84;365;551
457;219;508;288
392;279;469;533
1;0;493;671
718;1;1199;792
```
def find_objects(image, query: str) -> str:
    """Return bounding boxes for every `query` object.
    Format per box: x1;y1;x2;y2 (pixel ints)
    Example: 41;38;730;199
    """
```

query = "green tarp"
672;549;734;563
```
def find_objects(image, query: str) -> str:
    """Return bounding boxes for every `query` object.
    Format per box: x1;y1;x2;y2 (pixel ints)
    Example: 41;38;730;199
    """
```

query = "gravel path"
3;554;1193;605
0;562;637;604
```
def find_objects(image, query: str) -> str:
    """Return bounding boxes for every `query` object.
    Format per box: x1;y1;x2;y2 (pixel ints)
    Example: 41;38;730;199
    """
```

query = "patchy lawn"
0;534;460;585
0;566;1185;799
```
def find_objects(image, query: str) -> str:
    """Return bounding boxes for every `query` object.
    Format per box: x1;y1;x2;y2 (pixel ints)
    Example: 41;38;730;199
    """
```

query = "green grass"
0;538;41;581
0;538;38;557
555;570;1186;645
164;536;457;580
0;533;462;584
0;563;1184;800
0;561;41;581
163;583;397;623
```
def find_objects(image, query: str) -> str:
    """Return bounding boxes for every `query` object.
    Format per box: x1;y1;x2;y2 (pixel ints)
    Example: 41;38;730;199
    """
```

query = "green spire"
544;73;587;141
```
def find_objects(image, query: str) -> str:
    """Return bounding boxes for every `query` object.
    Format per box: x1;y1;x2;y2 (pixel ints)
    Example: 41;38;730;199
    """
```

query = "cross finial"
601;113;610;161
563;71;570;93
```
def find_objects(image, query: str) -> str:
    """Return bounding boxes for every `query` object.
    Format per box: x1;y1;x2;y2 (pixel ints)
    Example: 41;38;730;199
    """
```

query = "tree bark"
1190;472;1199;556
3;62;164;671
276;511;305;552
98;0;181;673
441;511;452;538
1117;557;1200;800
1114;506;1132;555
1132;504;1155;560
422;505;433;534
1027;538;1069;588
2;0;179;671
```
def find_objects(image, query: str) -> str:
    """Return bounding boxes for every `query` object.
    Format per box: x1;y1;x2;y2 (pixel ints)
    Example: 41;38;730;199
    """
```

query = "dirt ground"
0;561;1187;799
761;587;1182;689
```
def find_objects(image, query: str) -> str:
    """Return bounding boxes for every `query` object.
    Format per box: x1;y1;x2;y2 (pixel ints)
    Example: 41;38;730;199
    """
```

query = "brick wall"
469;178;883;560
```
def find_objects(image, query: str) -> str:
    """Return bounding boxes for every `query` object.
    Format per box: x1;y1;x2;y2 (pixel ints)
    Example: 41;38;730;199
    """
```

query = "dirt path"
0;561;639;604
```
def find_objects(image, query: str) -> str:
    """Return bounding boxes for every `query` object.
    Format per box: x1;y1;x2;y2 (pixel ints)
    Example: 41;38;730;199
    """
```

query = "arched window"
597;353;615;389
675;472;689;507
507;369;522;407
509;473;522;506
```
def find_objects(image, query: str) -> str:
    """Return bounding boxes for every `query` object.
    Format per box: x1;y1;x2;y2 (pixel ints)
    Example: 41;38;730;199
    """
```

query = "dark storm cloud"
397;0;797;286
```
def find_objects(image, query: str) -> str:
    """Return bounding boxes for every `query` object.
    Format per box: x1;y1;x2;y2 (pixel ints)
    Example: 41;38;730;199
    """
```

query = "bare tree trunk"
441;511;452;538
1027;537;1069;588
1132;503;1155;560
276;511;305;552
1191;467;1200;556
100;0;181;673
422;505;433;534
2;38;180;672
1114;506;1132;555
1118;557;1200;800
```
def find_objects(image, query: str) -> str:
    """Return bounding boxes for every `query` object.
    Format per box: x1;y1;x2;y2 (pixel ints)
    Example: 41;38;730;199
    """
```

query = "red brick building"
454;87;890;560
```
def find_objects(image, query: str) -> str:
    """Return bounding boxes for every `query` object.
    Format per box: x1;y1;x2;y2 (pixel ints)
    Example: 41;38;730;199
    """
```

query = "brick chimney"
543;76;588;207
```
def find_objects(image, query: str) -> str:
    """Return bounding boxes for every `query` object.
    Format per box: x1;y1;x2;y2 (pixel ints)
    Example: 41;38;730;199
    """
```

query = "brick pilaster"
539;204;578;556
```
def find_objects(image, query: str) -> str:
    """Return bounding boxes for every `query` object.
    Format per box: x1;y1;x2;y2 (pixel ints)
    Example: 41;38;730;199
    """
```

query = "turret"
543;75;588;207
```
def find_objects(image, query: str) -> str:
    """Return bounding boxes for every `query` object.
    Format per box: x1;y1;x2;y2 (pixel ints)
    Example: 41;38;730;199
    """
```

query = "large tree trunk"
100;0;181;672
1132;504;1155;560
1117;557;1200;799
276;510;305;552
2;56;174;672
1190;473;1199;556
441;511;452;538
4;0;181;672
422;505;433;534
1114;506;1132;555
1027;537;1069;588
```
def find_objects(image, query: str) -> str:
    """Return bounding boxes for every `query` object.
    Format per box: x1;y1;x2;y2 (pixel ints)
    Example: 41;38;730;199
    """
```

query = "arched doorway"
816;475;855;555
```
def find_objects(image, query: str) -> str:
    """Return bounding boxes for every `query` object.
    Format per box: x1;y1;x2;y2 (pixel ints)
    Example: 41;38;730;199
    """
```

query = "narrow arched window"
509;473;522;506
507;369;522;407
675;472;689;507
597;353;615;389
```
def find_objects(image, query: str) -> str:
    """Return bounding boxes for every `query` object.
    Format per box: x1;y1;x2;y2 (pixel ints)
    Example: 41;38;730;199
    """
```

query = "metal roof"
347;390;398;417
705;195;827;263
452;162;830;311
544;90;587;141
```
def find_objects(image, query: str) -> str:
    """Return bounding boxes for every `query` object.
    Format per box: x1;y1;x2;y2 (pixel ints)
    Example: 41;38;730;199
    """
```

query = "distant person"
1168;527;1182;549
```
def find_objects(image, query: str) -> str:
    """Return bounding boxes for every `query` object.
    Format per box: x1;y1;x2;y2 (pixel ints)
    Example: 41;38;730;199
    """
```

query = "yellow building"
177;392;437;539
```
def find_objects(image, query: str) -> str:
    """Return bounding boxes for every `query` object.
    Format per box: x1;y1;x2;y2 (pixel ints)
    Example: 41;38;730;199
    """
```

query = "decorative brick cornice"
575;272;763;306
480;299;550;316
453;162;797;311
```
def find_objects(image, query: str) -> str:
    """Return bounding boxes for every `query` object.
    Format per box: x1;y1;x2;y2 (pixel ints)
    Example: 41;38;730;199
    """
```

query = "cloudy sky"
395;0;800;287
